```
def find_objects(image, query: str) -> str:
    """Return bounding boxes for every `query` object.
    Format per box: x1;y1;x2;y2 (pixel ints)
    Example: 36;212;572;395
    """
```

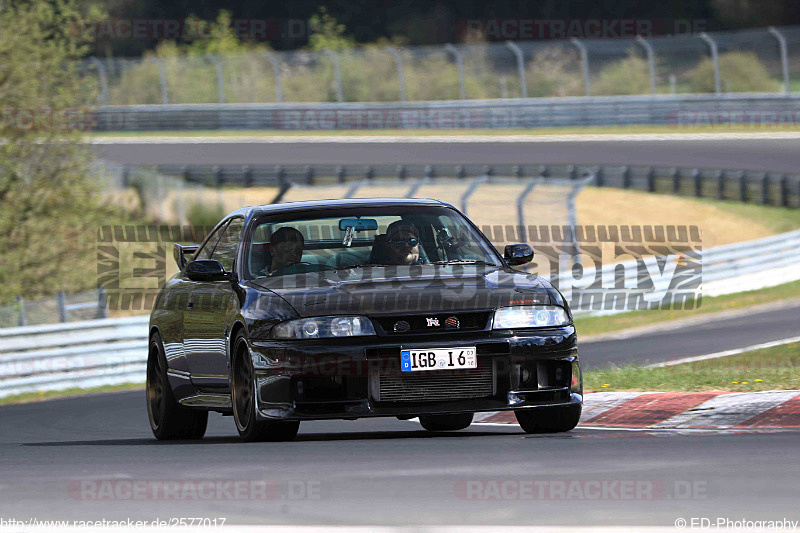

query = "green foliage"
186;201;228;228
525;47;584;98
308;7;355;51
592;52;652;96
688;51;781;93
0;0;141;303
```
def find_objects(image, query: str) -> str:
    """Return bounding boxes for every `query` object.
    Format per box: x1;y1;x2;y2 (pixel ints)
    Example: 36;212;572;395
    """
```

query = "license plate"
400;347;477;372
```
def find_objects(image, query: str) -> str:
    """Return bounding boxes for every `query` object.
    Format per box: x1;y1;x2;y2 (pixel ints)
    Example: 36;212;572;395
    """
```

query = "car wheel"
146;332;208;440
231;332;299;442
419;412;474;431
515;404;582;434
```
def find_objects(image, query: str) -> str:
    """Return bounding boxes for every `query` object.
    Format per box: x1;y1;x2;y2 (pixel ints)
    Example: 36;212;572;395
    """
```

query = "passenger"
384;221;423;265
268;227;305;275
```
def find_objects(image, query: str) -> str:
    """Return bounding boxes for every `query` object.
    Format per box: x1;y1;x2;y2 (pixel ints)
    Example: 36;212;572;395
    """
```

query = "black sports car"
147;198;581;441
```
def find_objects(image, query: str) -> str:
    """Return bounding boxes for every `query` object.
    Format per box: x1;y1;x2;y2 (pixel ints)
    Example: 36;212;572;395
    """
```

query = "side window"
193;222;228;262
212;217;245;272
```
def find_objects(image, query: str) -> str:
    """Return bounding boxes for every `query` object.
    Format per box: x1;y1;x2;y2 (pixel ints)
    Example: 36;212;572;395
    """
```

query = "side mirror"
504;243;534;265
186;260;229;282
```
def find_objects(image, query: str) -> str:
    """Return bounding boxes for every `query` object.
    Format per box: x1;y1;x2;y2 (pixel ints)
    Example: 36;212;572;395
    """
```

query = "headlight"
492;305;569;329
272;316;376;339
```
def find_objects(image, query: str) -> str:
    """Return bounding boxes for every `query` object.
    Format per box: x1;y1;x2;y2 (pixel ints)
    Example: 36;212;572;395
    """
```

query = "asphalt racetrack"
2;302;800;526
1;391;798;527
580;302;800;369
93;137;800;173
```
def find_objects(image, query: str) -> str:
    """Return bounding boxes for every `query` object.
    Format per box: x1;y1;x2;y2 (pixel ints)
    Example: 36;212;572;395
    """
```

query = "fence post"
504;41;527;98
568;176;594;268
97;287;108;319
89;57;109;105
516;179;538;242
57;291;67;323
635;36;657;95
779;174;788;207
205;54;225;103
384;47;407;101
17;297;26;327
263;51;284;102
445;44;466;100
147;57;169;104
693;168;701;198
242;165;253;187
461;176;487;216
768;27;791;95
738;171;747;202
323;49;344;102
571;38;591;96
699;33;721;95
672;168;680;195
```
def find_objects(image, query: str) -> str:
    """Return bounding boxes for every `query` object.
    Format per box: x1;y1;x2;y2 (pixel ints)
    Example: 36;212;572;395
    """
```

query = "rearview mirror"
186;260;229;282
504;243;534;265
339;218;378;231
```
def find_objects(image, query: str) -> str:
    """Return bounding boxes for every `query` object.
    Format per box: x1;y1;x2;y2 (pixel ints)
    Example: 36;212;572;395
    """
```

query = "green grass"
691;197;800;234
85;123;800;139
0;383;143;406
575;279;800;338
584;342;800;393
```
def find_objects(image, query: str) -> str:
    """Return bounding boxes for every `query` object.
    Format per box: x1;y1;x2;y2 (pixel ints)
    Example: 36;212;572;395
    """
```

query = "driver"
385;221;424;265
268;226;304;275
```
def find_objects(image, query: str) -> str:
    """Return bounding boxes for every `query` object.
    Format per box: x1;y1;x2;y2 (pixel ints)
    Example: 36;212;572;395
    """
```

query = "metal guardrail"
0;316;149;398
117;162;800;209
91;93;800;131
2;229;800;397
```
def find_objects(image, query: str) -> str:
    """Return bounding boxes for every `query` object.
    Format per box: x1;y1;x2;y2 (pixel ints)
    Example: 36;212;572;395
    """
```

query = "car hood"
249;265;564;317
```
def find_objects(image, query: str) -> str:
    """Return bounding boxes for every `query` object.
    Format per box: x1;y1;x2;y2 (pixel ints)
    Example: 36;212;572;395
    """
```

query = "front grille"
378;357;494;402
374;311;492;335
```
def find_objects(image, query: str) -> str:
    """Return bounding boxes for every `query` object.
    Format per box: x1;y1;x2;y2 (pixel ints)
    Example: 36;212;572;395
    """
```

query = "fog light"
555;367;563;383
521;367;533;386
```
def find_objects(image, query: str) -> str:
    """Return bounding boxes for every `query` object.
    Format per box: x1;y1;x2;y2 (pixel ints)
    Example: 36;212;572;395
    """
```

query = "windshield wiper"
332;263;394;270
431;259;496;266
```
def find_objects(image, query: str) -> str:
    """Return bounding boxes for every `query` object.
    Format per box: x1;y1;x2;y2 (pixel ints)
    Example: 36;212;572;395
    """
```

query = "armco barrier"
113;163;800;209
92;93;800;131
0;316;149;398
2;229;800;397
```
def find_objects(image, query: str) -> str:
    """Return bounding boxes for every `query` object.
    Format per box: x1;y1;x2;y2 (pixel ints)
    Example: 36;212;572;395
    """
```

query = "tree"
0;0;120;302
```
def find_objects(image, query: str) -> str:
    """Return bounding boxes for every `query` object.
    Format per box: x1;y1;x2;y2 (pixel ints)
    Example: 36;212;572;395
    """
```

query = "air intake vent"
377;357;494;402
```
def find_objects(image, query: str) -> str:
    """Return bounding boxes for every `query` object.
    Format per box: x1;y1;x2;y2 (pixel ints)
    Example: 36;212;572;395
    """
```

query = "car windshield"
246;205;502;279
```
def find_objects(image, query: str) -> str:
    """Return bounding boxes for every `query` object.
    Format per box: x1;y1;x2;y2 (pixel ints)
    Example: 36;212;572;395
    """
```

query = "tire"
146;332;208;440
231;332;299;442
514;404;582;434
419;412;474;431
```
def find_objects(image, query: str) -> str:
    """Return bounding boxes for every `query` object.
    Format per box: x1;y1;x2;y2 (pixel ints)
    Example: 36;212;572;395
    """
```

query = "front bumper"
248;327;581;421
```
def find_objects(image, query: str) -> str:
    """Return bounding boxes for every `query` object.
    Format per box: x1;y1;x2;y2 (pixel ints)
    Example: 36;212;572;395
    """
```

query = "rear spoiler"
173;244;199;270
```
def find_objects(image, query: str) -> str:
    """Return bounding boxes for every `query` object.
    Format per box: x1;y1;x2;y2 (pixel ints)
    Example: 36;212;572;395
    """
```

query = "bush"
688;52;781;93
525;47;584;97
592;52;652;96
186;201;228;229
